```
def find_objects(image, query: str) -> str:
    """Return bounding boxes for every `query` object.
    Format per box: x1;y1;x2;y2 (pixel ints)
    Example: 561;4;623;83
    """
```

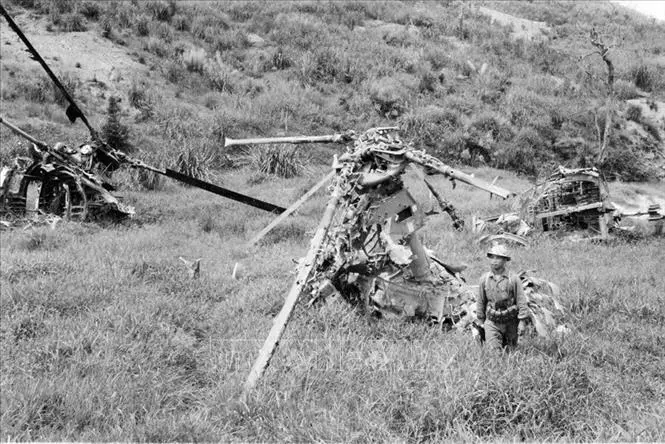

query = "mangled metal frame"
0;5;286;224
519;166;614;236
474;165;664;240
239;127;565;395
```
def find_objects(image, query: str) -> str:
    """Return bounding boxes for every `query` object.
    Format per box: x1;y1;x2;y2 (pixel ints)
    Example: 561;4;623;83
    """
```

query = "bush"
144;37;171;58
135;14;151;36
614;79;639;100
248;144;305;178
368;76;411;118
600;144;655;181
299;47;342;84
271;47;292;70
400;105;460;148
171;13;190;32
54;13;87;32
146;0;176;22
183;47;206;73
127;79;155;121
77;1;101;20
101;96;132;153
631;65;654;91
494;127;546;175
174;148;212;182
625;105;641;122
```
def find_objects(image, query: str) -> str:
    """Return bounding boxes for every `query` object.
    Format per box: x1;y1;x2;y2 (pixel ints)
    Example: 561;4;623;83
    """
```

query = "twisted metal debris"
241;127;566;394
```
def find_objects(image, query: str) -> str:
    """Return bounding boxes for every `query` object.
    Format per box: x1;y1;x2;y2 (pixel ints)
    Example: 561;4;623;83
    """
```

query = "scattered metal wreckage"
234;127;566;395
0;5;285;226
473;166;665;240
0;117;135;223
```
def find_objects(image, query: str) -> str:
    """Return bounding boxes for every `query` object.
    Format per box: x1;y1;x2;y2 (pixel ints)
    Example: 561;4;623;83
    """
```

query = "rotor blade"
0;4;94;134
163;169;285;214
243;185;343;397
247;170;334;246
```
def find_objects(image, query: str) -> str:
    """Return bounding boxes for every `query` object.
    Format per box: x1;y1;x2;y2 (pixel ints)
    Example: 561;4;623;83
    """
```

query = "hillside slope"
1;0;664;182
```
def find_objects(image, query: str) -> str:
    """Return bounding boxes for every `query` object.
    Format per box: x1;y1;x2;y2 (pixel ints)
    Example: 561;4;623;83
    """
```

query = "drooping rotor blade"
164;169;285;214
0;4;93;133
243;184;342;398
247;170;334;246
0;7;286;215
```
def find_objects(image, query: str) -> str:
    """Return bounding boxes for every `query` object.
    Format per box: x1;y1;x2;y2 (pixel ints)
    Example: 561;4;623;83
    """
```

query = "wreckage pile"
0;134;135;225
296;128;566;336
474;166;665;241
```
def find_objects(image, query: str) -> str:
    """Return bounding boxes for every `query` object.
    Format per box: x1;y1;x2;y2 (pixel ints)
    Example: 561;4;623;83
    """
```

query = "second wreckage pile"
295;127;566;337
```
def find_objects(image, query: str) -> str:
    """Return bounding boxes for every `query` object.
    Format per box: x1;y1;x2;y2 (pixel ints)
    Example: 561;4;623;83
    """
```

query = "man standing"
476;244;529;351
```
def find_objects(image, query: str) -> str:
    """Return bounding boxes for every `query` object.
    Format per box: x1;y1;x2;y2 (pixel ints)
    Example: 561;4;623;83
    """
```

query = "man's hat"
487;244;511;261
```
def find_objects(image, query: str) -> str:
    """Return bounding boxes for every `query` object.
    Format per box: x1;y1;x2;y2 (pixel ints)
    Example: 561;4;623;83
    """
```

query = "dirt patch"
0;12;148;101
475;6;552;41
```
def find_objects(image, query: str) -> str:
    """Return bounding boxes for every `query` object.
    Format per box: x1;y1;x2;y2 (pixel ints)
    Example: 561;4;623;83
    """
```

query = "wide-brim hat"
487;244;511;260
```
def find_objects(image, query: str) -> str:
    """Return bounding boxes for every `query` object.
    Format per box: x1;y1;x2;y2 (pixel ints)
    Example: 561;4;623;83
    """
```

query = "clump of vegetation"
183;47;206;73
174;143;213;182
249;145;304;178
101;96;132;153
631;64;654;91
625;104;642;122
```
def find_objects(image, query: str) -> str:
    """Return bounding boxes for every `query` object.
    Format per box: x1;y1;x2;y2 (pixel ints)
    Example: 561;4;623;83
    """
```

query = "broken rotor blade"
163;169;285;214
247;170;335;246
243;185;342;397
404;151;514;199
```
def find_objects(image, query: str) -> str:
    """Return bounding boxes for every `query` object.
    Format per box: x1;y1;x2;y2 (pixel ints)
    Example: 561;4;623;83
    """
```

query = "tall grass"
1;169;664;441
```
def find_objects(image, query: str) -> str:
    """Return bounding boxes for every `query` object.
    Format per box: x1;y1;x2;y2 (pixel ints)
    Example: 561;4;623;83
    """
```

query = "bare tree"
587;28;615;163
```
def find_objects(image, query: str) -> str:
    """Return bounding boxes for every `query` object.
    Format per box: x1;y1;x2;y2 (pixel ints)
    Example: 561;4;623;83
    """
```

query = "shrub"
600;144;654;181
423;46;452;70
173;142;213;182
625;105;641;122
171;13;190;32
77;1;101;21
54;13;87;32
271;47;292;70
248;144;305;178
614;79;639;100
151;21;175;42
100;16;113;39
144;37;171;58
494;127;546;176
299;47;341;84
417;67;438;93
468;112;513;141
269;13;328;50
400;105;460;148
212;30;249;53
101;96;132;153
127;79;155;121
19;76;54;103
368;76;411;118
135;14;151;36
642;120;662;142
631;65;654;91
146;0;176;22
183;47;206;73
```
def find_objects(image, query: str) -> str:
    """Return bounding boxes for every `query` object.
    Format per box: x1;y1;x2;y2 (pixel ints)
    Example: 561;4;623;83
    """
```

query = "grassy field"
1;166;664;441
1;0;664;441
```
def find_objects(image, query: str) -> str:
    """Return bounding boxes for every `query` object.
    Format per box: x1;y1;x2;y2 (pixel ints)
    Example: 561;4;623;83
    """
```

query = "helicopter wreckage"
0;5;286;227
473;166;664;244
230;127;567;394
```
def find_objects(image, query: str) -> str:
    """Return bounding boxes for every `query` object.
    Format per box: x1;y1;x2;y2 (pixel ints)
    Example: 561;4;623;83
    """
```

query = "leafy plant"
101;96;132;153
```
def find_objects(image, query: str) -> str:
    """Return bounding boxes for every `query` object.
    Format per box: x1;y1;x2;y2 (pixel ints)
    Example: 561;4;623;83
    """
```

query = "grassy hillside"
1;1;665;442
1;0;664;180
